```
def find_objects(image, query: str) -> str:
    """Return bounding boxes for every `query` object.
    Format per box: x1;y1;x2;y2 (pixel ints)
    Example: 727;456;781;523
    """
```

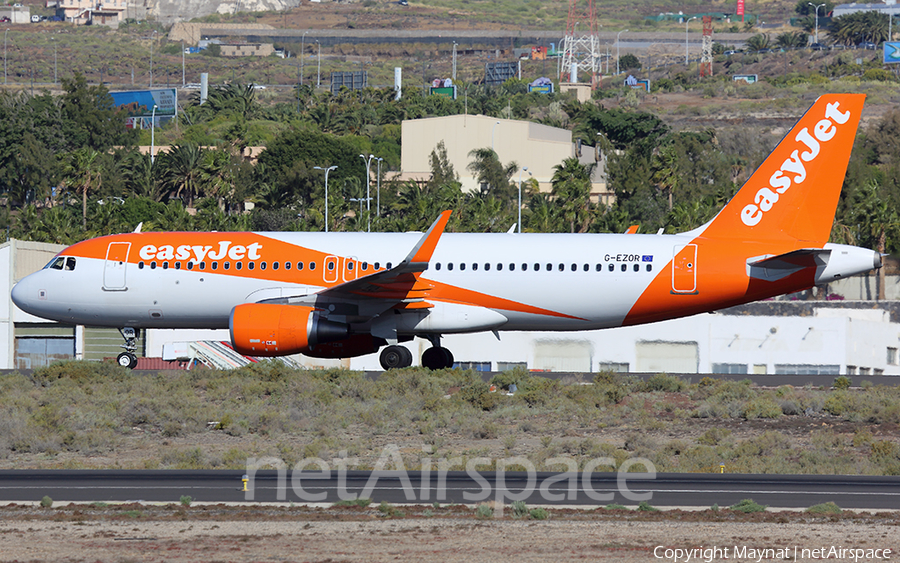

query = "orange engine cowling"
230;303;349;357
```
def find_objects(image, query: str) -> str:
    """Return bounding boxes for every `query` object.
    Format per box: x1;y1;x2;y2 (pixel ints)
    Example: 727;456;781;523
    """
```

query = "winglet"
403;210;452;266
625;225;639;234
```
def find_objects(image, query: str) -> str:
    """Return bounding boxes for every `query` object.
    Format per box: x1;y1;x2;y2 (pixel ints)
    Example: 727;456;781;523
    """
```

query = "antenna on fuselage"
133;222;143;233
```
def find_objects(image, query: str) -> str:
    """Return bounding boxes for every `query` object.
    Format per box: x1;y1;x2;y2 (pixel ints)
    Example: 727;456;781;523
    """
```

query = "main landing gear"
116;327;139;369
378;336;455;371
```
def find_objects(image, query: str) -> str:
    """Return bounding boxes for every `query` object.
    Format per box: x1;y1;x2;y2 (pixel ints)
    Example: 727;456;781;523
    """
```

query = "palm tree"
551;157;595;233
746;34;771;51
63;147;102;229
158;144;205;208
466;148;518;200
652;145;680;211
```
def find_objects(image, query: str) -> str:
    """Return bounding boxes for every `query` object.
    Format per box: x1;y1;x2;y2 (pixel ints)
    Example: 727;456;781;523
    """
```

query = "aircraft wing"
746;248;831;281
260;211;451;314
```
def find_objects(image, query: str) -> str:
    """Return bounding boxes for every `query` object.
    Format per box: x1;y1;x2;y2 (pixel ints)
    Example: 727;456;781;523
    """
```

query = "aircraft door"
103;242;131;291
343;256;358;282
672;244;697;294
323;255;339;284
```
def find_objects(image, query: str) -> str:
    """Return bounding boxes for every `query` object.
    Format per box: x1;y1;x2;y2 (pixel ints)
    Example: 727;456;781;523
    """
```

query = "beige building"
400;114;611;203
56;0;127;25
220;43;275;57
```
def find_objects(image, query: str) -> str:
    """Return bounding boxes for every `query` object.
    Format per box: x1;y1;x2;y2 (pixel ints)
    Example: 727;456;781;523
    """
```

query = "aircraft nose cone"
11;275;40;315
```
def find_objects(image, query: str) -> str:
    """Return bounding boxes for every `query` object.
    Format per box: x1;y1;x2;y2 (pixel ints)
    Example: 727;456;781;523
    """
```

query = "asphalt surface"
1;470;898;510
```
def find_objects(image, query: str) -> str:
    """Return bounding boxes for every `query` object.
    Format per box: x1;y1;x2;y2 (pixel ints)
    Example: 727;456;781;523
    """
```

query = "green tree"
551;157;595;233
466;147;518;200
157;144;205;208
59;74;136;152
63;148;103;229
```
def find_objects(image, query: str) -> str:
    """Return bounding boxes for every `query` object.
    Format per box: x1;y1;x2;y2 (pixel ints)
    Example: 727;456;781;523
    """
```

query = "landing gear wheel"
380;345;413;370
422;346;454;370
117;352;138;369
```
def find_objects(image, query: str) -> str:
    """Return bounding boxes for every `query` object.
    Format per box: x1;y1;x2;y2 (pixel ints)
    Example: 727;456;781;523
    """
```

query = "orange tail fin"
703;94;865;244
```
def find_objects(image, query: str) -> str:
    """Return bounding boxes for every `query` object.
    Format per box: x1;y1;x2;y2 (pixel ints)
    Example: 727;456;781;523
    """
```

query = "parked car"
30;14;40;23
810;42;826;51
724;49;738;56
857;41;877;50
0;16;10;23
757;48;772;54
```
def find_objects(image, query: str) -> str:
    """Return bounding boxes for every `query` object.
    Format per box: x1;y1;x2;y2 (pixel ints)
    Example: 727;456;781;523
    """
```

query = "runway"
0;470;897;510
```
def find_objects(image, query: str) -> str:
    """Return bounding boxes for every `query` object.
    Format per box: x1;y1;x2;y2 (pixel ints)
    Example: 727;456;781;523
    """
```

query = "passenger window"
175;262;182;270
285;261;291;270
621;264;627;272
435;263;441;271
546;264;552;271
460;263;466;271
297;262;303;271
485;263;490;271
497;263;503;271
236;262;243;270
224;262;230;270
534;263;540;271
558;264;564;272
583;264;589;272
361;262;368;271
163;262;169;270
187;262;194;270
138;262;145;270
608;264;614;272
272;262;279;271
199;262;206;270
48;257;64;270
248;262;255;270
65;257;76;271
633;264;639;272
309;262;316;271
448;263;454;271
150;262;157;270
571;264;577;272
386;262;392;269
595;264;602;272
261;262;267;270
327;260;335;270
347;262;354;271
374;262;380;269
472;263;478;271
211;262;217;270
646;264;653;272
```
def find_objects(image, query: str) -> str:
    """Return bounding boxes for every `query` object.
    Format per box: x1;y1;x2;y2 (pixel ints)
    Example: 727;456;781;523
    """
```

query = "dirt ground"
0;506;898;562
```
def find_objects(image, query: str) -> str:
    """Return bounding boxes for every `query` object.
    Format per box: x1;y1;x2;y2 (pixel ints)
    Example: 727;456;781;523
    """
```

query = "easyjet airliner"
11;94;881;370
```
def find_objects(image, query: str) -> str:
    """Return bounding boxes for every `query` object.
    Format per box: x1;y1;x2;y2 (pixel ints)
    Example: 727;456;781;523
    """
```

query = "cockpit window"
65;257;76;271
47;257;65;270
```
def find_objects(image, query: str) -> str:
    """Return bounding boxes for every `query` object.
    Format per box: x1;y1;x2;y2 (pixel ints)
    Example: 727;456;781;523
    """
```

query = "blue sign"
885;42;900;64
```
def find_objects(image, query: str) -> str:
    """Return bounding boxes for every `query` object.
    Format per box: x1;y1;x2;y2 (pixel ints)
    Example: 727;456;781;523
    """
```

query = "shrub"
529;507;549;520
377;500;399;517
696;427;732;446
833;376;852;390
604;503;627;510
806;502;841;515
730;498;767;513
180;495;192;507
642;374;686;393
637;501;659;512
742;396;782;419
40;495;53;508
511;500;529;518
475;503;494;519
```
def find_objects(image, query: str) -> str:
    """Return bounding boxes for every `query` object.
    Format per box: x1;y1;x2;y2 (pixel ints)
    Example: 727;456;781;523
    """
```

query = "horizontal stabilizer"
746;248;831;281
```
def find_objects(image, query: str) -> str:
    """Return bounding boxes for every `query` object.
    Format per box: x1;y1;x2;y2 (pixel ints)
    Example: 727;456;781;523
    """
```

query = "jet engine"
230;303;348;356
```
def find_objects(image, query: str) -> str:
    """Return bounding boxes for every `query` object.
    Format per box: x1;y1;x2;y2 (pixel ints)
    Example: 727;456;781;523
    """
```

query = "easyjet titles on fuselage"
740;101;852;227
138;241;264;263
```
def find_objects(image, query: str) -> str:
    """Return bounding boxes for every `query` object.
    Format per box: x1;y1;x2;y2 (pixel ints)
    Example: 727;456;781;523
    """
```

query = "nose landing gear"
116;327;139;369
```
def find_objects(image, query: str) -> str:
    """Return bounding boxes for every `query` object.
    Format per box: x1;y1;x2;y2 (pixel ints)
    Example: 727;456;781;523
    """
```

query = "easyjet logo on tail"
139;241;263;262
740;101;852;227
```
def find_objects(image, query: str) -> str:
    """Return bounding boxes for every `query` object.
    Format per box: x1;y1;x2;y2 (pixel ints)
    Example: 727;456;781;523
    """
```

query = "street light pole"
316;40;321;88
150;104;158;165
492;120;500;151
685;17;697;65
150;30;157;87
376;157;383;217
181;39;185;87
359;153;375;232
4;28;9;86
301;31;308;86
616;30;628;75
53;37;57;84
808;3;825;44
517;167;529;234
314;165;337;233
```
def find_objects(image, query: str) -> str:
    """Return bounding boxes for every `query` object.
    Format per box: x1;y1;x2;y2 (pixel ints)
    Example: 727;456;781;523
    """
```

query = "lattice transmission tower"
700;16;713;77
559;0;602;86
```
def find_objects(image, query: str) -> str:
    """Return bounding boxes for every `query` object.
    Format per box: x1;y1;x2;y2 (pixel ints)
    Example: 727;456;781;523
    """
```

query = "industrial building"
399;115;613;204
